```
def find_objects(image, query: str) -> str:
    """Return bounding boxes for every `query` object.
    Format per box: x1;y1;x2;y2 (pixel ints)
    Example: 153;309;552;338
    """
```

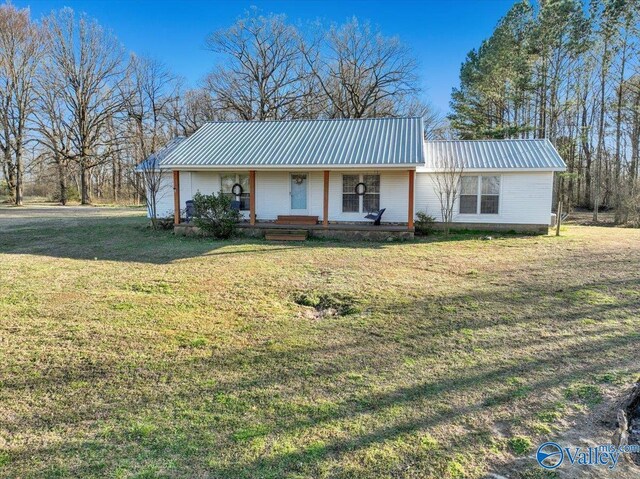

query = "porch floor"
239;221;414;240
174;221;414;240
237;222;412;232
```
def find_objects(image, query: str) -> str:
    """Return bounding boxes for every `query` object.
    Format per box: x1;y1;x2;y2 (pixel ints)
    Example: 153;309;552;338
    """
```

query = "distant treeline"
449;0;640;223
0;4;441;206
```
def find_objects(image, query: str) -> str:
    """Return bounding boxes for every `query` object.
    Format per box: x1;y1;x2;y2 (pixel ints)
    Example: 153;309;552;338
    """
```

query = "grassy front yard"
1;208;639;478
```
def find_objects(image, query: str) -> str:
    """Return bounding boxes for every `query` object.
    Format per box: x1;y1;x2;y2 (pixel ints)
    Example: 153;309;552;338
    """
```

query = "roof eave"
416;167;566;173
160;162;423;171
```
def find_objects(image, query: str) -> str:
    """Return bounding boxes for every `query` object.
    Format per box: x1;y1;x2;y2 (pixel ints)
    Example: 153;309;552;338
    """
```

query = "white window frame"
220;172;250;211
458;175;501;216
341;173;380;213
459;175;480;214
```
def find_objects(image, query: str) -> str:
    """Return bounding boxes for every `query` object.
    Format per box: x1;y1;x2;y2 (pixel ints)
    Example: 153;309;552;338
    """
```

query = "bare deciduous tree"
164;87;217;137
2;6;442;207
204;9;309;120
0;3;45;205
43;8;126;204
33;68;74;205
123;54;178;159
138;152;164;228
119;54;179;203
302;17;419;118
398;98;448;139
431;155;464;236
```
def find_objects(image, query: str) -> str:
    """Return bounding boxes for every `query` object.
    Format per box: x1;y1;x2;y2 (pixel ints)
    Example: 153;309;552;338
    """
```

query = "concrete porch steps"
264;229;308;241
275;215;319;225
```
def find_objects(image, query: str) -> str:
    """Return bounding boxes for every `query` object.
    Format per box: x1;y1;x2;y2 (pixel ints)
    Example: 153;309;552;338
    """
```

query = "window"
221;173;250;211
480;176;500;214
342;174;381;213
363;174;380;213
342;174;359;212
459;176;478;214
459;176;500;215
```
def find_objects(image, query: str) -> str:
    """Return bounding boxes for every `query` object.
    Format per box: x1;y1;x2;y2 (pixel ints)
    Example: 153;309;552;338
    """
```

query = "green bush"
191;191;241;239
415;211;436;235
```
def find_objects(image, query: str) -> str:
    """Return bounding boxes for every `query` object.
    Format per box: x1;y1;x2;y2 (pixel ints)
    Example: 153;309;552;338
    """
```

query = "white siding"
380;170;411;223
308;172;324;218
148;170;554;226
189;171;252;220
415;171;554;225
191;171;220;195
255;171;289;220
255;170;408;222
147;171;207;220
328;170;409;223
147;169;411;223
153;172;174;219
179;171;192;215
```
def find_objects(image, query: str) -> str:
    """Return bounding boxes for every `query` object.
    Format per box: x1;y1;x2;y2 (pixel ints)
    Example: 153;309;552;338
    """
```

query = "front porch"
175;220;414;241
170;168;417;234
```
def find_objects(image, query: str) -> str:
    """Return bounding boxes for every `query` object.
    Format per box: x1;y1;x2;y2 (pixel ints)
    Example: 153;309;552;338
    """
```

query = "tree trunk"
15;149;23;206
3;148;16;200
112;158;118;203
594;39;610;222
57;160;68;205
81;164;91;205
537;58;548;139
630;94;640;185
117;158;123;198
581;103;592;208
133;175;140;205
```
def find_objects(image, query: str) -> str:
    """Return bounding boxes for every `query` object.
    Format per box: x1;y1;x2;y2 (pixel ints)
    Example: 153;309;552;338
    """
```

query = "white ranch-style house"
141;117;566;239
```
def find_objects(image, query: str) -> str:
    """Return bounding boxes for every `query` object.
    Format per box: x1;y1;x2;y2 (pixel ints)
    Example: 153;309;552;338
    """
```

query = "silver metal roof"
421;139;566;171
160;117;425;168
135;137;186;172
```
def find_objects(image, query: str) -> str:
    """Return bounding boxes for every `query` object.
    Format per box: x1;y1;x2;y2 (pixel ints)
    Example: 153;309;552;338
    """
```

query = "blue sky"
14;0;514;114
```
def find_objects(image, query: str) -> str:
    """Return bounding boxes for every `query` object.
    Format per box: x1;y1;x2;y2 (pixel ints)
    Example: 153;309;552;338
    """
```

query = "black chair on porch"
185;200;195;223
364;208;386;225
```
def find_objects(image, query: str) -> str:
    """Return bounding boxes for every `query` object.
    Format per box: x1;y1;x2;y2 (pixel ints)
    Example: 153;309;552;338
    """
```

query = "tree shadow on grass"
2;213;638;477
0;213;536;265
3;267;639;476
6;325;637;478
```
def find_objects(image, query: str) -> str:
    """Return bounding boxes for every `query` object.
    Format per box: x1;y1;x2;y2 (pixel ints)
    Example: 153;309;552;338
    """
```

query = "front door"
290;173;308;213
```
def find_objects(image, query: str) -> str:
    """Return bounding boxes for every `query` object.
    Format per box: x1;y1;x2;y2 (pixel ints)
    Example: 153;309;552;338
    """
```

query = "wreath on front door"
292;174;305;185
